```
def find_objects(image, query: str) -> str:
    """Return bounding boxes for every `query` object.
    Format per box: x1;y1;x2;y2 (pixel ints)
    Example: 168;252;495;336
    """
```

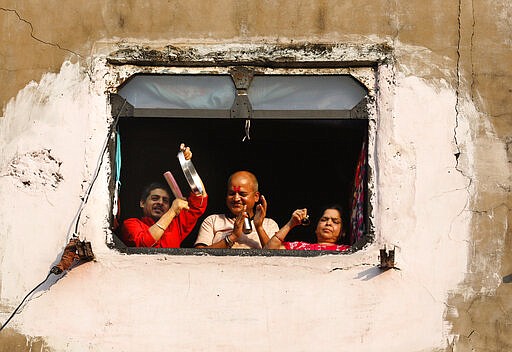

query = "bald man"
194;171;279;249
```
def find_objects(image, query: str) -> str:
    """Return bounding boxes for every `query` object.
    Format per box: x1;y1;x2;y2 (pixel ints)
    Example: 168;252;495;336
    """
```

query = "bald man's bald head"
225;171;260;217
227;171;259;192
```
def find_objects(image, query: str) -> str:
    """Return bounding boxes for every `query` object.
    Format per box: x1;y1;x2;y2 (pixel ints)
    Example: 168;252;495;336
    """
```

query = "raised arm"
121;198;190;247
180;143;207;197
149;198;189;243
265;208;307;249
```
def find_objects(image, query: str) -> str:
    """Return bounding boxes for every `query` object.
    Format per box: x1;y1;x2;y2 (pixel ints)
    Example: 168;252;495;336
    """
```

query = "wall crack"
470;202;510;215
0;7;82;59
330;262;374;272
454;0;463;169
453;0;473;213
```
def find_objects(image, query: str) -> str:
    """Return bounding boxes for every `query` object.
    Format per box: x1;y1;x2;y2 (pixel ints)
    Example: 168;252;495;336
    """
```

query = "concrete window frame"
104;44;390;256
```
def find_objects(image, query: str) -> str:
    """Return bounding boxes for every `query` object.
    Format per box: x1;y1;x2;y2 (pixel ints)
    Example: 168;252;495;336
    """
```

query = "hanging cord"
242;119;251;142
0;239;94;332
67;99;127;239
0;273;51;332
0;99;127;332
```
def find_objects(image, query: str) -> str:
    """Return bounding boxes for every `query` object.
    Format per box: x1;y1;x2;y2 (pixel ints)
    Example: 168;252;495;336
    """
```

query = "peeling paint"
107;42;393;67
0;327;51;352
0;38;487;350
7;149;63;189
1;3;512;350
0;0;510;349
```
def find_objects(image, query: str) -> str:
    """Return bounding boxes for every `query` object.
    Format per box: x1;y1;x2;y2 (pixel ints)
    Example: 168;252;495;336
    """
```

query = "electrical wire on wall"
0;99;127;332
66;99;127;242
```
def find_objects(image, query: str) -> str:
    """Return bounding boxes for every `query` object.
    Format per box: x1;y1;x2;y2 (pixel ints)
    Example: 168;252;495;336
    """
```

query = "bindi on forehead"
232;186;241;192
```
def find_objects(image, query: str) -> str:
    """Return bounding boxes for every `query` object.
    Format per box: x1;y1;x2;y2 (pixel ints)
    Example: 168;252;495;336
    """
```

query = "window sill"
111;235;353;257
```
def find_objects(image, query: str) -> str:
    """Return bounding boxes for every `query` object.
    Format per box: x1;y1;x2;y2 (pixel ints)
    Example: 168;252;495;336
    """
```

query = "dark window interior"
116;117;367;248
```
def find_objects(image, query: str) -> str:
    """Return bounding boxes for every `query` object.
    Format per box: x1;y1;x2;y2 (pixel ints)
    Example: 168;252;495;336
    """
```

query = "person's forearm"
255;225;271;247
265;222;293;249
149;209;177;242
195;233;237;249
188;193;208;214
177;193;208;237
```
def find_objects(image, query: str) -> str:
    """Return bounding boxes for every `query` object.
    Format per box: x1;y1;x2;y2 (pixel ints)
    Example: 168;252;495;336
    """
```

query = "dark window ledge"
110;234;352;257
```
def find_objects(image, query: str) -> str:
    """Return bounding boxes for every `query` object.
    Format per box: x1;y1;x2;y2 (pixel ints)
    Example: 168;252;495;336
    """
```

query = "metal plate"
177;151;203;195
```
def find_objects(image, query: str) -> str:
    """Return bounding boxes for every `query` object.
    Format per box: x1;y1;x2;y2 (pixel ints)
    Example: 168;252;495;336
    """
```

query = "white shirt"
195;214;279;249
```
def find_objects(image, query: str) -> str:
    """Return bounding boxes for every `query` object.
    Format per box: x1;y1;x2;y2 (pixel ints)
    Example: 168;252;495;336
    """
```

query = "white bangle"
155;223;165;231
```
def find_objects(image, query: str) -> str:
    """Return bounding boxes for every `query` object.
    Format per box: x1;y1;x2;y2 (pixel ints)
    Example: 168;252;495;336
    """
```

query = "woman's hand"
289;208;307;228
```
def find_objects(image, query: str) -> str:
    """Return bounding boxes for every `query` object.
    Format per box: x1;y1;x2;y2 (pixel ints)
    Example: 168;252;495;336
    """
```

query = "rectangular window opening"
109;71;373;257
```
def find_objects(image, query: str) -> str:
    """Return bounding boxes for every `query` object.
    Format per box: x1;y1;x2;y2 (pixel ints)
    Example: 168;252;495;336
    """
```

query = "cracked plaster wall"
0;1;511;351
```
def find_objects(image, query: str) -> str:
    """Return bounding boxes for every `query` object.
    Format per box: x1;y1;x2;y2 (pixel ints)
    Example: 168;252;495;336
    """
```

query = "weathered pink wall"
0;1;510;351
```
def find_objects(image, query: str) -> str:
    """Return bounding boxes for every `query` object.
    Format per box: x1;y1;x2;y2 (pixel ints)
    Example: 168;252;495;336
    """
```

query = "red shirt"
283;241;350;251
120;193;207;248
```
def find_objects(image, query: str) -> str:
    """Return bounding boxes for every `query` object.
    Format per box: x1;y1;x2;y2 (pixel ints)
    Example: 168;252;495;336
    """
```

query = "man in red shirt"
120;145;207;248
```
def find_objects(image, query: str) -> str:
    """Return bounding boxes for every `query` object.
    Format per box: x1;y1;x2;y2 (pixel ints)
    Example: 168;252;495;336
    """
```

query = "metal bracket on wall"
379;245;396;270
50;238;95;275
229;67;254;121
